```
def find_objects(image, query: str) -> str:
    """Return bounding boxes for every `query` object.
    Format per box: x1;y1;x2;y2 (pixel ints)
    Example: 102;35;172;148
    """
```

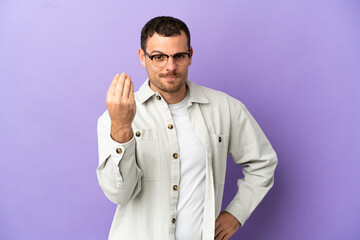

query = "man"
97;16;277;240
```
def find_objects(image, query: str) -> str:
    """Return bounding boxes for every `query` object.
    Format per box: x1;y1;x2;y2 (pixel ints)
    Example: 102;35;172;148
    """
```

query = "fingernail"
115;74;119;77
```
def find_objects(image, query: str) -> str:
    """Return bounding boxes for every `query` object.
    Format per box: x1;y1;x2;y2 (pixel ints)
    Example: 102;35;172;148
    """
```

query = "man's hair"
140;16;191;51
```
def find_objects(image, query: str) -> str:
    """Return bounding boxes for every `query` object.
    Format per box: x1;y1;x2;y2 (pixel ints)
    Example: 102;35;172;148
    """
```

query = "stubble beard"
150;71;187;93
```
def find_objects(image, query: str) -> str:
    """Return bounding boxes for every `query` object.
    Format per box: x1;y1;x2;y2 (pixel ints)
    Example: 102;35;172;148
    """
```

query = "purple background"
1;0;359;239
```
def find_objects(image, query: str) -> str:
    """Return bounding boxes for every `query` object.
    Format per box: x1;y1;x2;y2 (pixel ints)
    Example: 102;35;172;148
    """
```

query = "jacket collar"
136;78;209;105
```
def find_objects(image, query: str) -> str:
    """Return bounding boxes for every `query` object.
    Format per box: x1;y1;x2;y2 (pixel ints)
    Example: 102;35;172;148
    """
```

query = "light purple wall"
1;0;359;239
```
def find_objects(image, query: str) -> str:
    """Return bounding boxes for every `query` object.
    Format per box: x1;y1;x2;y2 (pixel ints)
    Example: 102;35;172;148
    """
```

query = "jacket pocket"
209;133;229;185
135;129;160;181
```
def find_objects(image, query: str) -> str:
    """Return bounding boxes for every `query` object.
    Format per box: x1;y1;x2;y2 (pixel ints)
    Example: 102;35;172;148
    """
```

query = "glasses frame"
143;50;192;67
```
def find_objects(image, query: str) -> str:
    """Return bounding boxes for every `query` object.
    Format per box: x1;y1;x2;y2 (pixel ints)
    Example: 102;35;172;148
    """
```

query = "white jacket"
96;79;278;240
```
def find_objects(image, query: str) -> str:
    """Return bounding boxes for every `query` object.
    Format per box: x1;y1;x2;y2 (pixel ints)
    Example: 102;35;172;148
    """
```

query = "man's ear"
188;46;193;66
138;48;146;67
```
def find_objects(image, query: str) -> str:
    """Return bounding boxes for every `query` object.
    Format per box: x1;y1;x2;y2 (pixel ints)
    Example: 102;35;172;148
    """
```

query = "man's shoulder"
190;81;243;106
194;83;226;96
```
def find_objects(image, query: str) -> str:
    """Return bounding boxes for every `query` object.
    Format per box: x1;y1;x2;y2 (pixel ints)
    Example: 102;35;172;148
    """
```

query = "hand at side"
214;211;241;240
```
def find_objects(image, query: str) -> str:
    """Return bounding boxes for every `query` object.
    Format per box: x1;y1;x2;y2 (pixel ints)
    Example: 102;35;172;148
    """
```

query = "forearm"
96;112;143;205
225;148;278;225
96;139;142;205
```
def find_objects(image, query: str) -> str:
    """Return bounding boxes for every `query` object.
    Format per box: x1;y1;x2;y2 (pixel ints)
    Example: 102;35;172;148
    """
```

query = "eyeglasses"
143;50;192;67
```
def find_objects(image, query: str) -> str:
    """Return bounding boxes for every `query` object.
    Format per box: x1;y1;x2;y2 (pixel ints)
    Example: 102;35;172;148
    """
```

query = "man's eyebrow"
150;50;164;54
149;50;190;55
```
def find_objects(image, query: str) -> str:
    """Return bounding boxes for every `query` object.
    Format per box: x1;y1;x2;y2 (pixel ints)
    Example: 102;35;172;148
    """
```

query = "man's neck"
162;88;187;105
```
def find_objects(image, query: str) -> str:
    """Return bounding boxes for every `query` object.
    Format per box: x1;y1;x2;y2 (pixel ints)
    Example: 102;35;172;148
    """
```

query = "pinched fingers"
114;73;127;98
107;73;120;98
122;76;132;99
105;72;136;127
129;81;135;100
106;72;132;106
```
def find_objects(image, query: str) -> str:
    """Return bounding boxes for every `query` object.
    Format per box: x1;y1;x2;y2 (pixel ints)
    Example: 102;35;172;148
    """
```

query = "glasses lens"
173;54;189;65
152;54;167;67
151;53;190;67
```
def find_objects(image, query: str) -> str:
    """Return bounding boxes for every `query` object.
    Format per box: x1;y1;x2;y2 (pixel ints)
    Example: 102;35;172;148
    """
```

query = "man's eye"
153;55;166;61
174;54;186;59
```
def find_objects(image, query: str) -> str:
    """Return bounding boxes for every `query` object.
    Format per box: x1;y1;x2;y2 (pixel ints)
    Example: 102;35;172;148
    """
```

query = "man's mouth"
160;74;180;81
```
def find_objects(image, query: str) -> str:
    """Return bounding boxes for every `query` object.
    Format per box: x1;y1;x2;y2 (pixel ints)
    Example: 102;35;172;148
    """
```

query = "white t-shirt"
168;93;206;240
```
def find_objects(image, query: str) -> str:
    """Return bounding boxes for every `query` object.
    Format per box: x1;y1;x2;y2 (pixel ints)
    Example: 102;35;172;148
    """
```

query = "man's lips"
160;75;180;81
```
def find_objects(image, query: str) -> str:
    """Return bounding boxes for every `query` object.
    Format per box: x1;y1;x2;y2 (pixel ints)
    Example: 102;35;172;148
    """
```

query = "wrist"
110;123;133;143
111;122;132;130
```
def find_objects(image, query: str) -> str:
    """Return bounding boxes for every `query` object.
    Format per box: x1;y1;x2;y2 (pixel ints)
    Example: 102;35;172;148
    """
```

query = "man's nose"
164;56;177;71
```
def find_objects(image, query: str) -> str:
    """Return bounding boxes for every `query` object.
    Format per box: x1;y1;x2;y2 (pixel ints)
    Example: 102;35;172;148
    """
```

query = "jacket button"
219;136;222;142
116;148;122;154
172;218;176;224
173;185;178;191
173;153;178;159
156;95;162;100
168;124;173;129
135;131;141;137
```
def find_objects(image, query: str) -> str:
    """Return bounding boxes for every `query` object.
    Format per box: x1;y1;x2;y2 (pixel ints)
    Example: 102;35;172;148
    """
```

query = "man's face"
138;31;192;95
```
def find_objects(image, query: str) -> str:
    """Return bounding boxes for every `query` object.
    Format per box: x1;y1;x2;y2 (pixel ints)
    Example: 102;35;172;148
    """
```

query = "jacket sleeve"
224;97;278;226
96;110;143;205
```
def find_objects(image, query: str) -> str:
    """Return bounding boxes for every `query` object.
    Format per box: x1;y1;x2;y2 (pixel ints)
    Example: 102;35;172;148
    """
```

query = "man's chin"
161;82;185;93
161;86;182;93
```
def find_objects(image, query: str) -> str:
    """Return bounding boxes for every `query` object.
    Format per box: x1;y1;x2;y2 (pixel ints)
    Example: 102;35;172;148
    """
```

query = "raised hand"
106;73;136;143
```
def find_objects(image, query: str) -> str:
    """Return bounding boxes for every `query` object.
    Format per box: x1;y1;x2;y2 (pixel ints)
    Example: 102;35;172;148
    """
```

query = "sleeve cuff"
224;201;251;227
108;135;136;166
